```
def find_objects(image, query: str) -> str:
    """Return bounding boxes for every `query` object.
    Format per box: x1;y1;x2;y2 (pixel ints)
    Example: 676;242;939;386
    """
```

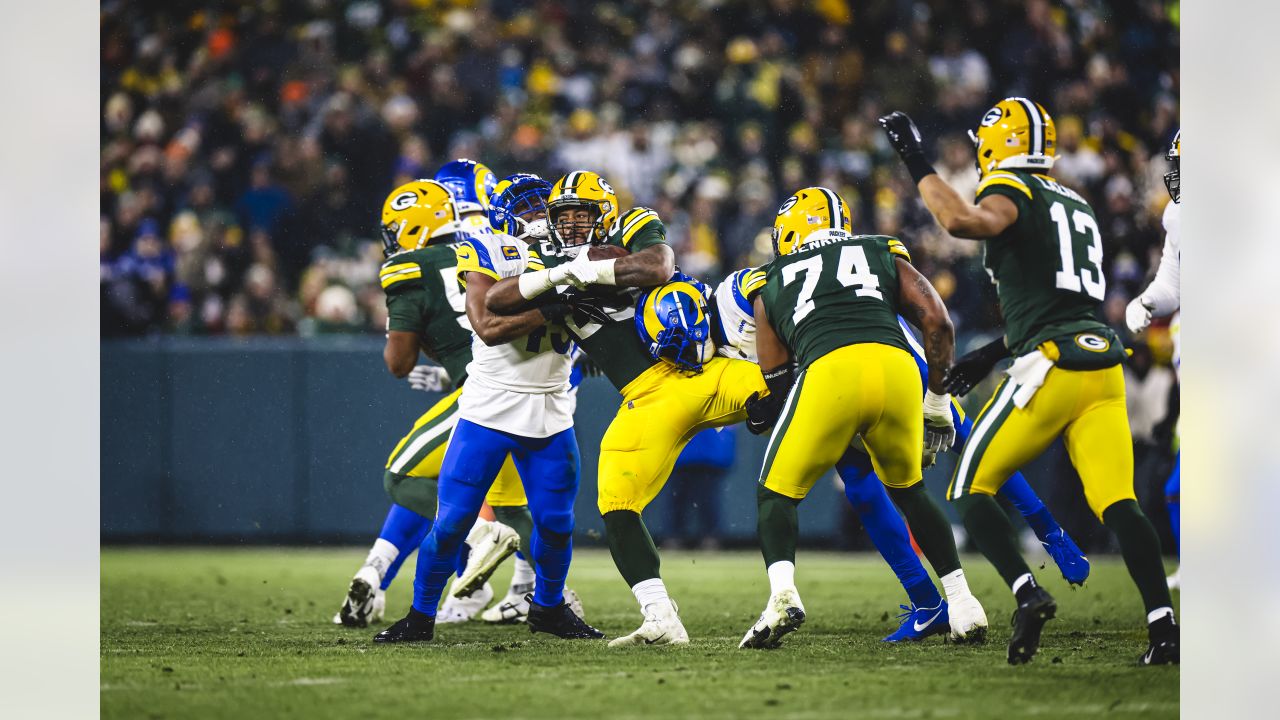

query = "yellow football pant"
949;364;1134;518
385;387;527;507
597;357;766;514
761;343;924;499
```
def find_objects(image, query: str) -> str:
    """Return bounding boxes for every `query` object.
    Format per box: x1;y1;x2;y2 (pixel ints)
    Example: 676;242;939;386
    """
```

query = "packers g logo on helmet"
968;97;1057;177
635;274;714;373
380;179;459;257
772;186;852;256
548;170;619;249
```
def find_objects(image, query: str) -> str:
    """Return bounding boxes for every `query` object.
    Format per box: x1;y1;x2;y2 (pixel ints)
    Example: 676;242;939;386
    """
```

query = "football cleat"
739;589;806;649
564;588;585;622
333;564;384;628
373;608;435;643
438;581;494;624
1166;567;1180;591
1008;586;1057;665
882;601;950;643
1041;528;1091;586
526;594;605;639
947;592;989;643
452;522;520;599
1140;614;1179;665
480;582;535;624
608;599;690;648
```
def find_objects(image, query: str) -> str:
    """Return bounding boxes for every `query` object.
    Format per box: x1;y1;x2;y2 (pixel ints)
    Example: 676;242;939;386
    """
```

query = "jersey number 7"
781;245;884;324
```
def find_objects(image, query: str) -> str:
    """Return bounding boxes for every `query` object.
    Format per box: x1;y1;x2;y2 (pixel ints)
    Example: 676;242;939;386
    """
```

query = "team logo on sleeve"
1074;333;1110;352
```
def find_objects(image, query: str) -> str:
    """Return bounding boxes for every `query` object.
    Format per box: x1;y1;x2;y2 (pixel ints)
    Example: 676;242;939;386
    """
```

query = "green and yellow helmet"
379;179;459;257
969;97;1057;177
547;170;619;249
771;186;853;256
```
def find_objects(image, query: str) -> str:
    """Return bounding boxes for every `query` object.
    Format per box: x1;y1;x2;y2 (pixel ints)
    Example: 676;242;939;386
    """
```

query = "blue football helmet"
635;272;714;372
489;173;552;239
434;159;498;215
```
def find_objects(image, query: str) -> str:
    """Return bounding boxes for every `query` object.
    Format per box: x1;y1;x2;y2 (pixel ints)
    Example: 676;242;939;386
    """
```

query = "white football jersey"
453;220;575;438
711;267;767;362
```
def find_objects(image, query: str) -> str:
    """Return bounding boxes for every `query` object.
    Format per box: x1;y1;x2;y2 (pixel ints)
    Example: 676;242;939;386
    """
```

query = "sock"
367;538;399;571
1102;499;1174;614
511;556;535;587
530;527;571;607
492;505;535;561
1147;607;1175;625
940;568;974;600
1011;572;1035;596
757;484;801;567
603;510;661;588
887;484;961;577
631;578;670;612
840;463;941;609
375;505;433;590
954;493;1033;587
766;560;796;595
997;473;1062;540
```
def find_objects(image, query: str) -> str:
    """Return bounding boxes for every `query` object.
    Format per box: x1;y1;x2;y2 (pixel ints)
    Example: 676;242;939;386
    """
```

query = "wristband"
922;390;951;418
903;153;937;184
518;270;554;300
591;258;618;286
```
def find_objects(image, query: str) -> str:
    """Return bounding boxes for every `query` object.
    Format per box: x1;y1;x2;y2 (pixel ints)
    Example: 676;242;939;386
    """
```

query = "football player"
1125;131;1181;590
709;266;1087;642
735;186;986;649
485;171;768;646
332;163;523;628
880;99;1177;665
375;171;602;643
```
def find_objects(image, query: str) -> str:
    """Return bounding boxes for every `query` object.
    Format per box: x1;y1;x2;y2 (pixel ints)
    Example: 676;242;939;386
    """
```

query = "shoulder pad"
615;207;664;247
380;259;423;290
976;171;1033;200
886;238;912;262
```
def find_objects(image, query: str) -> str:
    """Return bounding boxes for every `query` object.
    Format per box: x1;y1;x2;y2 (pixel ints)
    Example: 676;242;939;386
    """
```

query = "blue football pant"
1165;452;1180;552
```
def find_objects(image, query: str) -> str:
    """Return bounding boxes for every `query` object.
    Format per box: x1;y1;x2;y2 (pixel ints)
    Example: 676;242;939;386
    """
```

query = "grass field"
102;548;1178;719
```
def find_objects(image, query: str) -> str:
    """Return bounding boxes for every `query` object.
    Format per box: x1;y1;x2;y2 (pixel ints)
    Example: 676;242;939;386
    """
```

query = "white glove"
518;264;578;299
1126;296;1153;333
562;249;617;288
407;365;451;393
922;390;956;454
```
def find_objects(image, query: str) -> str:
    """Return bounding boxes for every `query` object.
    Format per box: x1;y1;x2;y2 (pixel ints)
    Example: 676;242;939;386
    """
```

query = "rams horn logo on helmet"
390;192;418;211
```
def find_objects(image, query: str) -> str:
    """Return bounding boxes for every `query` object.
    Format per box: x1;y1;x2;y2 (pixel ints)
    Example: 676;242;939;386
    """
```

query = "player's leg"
335;389;460;627
483;470;540;623
1164;452;1181;589
513;428;603;639
1064;366;1177;664
374;419;514;643
743;351;863;648
447;458;524;605
836;448;947;641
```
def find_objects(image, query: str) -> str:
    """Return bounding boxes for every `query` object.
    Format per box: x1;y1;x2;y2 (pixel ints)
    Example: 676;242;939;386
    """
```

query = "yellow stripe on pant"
597;356;765;514
949;363;1134;518
384;386;527;507
761;343;924;500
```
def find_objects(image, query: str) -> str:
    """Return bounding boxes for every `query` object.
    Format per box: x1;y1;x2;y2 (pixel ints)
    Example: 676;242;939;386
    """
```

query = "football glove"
922;390;956;453
943;338;1011;396
1125;296;1153;334
877;111;936;183
745;364;796;435
574;352;604;377
561;288;618;326
408;364;452;393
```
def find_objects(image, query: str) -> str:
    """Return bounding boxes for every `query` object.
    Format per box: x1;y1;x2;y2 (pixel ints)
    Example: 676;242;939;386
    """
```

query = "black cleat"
373;608;435;643
526;594;605;639
1008;585;1057;665
1140;614;1179;665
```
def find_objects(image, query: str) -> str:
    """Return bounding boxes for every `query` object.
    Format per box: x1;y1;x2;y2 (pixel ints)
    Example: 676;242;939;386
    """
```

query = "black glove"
745;364;797;435
942;338;1011;396
574;352;603;377
538;302;571;325
560;288;614;325
877;111;937;183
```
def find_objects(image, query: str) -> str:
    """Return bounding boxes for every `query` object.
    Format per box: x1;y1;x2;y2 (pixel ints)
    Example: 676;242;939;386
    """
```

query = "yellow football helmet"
969;97;1057;177
771;186;853;256
1164;129;1180;203
380;179;459;257
547;170;618;248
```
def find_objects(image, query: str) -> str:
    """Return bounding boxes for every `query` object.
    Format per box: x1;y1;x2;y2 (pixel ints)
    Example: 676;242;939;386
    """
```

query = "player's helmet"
968;97;1057;177
380;179;459;257
1164;130;1180;203
489;173;553;239
635;273;714;373
434;159;497;216
547;171;619;250
771;186;853;257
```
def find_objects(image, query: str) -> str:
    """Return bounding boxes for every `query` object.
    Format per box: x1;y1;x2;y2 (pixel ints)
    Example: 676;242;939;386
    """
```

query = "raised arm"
895;257;954;395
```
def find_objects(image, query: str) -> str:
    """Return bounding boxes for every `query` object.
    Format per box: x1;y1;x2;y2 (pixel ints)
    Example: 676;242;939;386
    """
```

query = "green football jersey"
528;207;668;391
759;233;913;370
975;170;1110;355
380;243;473;385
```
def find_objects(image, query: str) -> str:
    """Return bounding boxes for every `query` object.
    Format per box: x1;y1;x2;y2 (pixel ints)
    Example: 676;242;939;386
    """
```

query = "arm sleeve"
1139;217;1180;316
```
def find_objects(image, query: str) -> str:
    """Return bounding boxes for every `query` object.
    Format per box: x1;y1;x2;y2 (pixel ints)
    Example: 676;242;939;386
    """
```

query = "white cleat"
739;588;806;649
947;592;989;643
438;581;494;624
1167;567;1180;590
452;522;520;599
481;582;535;624
333;564;385;627
564;588;585;622
608;599;689;647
